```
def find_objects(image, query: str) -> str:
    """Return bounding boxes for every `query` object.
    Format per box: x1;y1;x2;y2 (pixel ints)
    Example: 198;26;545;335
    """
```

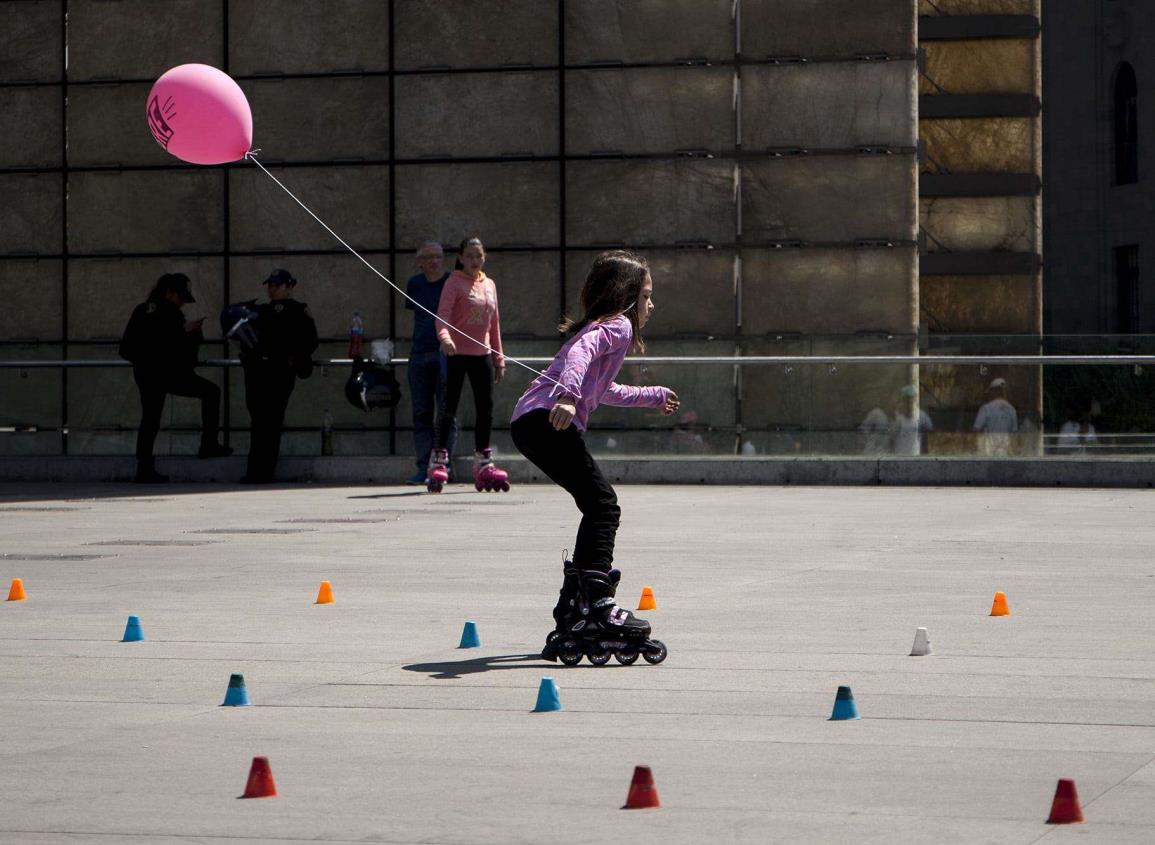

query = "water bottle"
348;310;364;359
321;407;334;456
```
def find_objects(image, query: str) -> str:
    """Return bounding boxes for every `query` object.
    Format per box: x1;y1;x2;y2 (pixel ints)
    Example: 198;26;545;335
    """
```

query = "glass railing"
3;335;1155;458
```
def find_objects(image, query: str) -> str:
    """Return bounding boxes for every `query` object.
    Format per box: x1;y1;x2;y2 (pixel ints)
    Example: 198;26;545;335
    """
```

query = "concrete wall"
0;0;919;461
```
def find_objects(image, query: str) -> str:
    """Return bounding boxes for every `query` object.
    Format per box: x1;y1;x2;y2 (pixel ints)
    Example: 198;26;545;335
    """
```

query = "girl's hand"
549;401;577;430
494;364;505;384
440;337;456;356
662;390;680;415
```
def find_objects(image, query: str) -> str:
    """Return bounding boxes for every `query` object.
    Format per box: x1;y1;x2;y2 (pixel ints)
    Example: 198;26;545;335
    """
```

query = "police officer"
240;268;318;483
119;272;232;484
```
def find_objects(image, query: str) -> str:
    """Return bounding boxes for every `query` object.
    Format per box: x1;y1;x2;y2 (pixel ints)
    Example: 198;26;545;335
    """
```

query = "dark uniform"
119;275;228;483
240;277;318;483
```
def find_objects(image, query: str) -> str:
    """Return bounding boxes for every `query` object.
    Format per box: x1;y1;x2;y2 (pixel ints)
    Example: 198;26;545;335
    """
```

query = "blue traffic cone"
221;673;251;706
121;614;145;642
458;620;481;648
533;677;561;712
829;685;860;720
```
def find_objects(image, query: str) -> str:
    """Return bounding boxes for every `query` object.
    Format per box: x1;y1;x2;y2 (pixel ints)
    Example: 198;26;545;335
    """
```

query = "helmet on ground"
345;362;401;412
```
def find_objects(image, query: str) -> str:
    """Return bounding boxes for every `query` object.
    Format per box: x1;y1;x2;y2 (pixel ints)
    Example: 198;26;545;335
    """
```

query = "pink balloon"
146;64;252;165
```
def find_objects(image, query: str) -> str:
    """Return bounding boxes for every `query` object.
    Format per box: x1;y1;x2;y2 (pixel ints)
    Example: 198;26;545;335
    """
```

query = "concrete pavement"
0;482;1153;843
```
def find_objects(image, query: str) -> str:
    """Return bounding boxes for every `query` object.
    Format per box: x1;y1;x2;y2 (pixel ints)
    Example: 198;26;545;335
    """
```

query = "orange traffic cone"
637;586;657;611
1046;779;1084;824
990;591;1010;616
622;765;660;809
240;756;277;798
315;580;334;604
7;578;26;602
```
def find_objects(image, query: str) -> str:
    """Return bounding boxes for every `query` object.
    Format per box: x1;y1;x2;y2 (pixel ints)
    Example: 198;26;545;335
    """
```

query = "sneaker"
198;443;234;458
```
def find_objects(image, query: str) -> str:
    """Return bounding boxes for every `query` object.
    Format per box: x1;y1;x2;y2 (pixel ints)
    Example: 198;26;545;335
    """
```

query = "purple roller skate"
473;448;510;492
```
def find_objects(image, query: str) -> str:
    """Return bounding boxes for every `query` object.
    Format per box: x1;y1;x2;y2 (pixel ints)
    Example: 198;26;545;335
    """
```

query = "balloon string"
243;150;567;393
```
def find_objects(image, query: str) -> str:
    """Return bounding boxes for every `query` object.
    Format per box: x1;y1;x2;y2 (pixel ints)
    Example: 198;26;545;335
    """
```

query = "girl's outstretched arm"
601;382;675;410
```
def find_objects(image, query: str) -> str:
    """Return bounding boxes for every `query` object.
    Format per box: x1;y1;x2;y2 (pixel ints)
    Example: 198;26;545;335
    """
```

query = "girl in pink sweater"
427;236;507;492
511;251;679;664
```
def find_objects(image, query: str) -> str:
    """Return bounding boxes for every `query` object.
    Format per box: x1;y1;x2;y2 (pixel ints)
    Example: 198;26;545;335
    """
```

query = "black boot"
573;568;650;640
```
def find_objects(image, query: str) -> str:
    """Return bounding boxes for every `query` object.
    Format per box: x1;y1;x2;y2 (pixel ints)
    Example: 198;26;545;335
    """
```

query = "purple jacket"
511;315;671;431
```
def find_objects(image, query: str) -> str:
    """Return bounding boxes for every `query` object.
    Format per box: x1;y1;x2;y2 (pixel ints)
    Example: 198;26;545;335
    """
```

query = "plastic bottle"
321;407;334;456
348;310;364;359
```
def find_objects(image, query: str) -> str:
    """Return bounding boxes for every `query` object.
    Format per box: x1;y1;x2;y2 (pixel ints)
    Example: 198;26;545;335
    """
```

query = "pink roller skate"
426;449;450;493
473;448;510;492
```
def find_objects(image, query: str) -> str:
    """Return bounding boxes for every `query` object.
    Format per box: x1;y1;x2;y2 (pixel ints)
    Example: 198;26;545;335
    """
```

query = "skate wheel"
500;482;510;492
474;483;483;492
558;646;583;666
426;483;442;494
642;640;667;664
587;647;612;666
545;630;561;645
614;647;639;665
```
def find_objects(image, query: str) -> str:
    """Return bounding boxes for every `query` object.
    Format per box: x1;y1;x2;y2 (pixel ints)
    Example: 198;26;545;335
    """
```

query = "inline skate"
473;448;510;492
550;567;667;666
426;448;449;493
541;556;619;661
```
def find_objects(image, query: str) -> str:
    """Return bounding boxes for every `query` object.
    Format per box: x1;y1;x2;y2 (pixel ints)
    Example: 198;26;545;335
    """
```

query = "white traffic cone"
910;627;932;656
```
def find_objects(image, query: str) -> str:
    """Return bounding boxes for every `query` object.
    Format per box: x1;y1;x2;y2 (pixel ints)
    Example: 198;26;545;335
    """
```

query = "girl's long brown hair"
559;250;649;353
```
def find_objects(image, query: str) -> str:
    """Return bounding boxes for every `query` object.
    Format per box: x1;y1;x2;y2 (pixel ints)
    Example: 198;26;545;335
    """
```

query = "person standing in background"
404;242;457;484
973;377;1018;456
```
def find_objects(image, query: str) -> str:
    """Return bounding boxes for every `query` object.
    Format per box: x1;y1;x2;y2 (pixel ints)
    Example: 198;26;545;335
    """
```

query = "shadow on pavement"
402;653;554;679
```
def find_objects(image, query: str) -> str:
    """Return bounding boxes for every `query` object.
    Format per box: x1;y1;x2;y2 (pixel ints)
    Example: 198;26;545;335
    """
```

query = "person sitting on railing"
119;272;232;484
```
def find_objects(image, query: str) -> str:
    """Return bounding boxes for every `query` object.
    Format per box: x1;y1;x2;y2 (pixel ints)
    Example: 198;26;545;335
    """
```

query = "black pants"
511;409;620;572
243;361;296;480
436;354;493;453
134;369;221;463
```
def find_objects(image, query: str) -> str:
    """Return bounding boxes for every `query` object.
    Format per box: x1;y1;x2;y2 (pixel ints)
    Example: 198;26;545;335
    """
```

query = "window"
1114;63;1138;185
1115;245;1139;333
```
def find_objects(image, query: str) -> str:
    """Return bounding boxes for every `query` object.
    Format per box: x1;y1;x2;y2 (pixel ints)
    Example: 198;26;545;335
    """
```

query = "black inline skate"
549;567;667;666
541;556;619;661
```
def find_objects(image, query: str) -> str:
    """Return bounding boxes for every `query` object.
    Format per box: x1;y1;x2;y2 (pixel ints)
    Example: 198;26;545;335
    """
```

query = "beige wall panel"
69;171;223;254
246;78;390;161
394;1;557;70
919;40;1036;96
230;166;388;252
922;196;1037;252
0;174;63;255
920;118;1034;173
566;68;733;155
565;0;734;64
743;248;917;335
743;62;916;149
229;253;390;340
0;87;62;168
0;343;62;433
743;156;916;242
478;252;561;338
744;0;915;57
395;162;560;249
68;83;170;167
920;274;1039;334
67;257;224;342
918;0;1036;14
0;260;62;341
565;250;737;336
228;0;389;74
0;1;62;82
395;73;558;159
67;0;222;81
566;160;735;245
67;345;144;430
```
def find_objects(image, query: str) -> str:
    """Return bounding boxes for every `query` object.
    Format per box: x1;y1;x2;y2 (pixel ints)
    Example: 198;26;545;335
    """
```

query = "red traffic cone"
1046;778;1083;824
240;756;277;798
622;765;660;809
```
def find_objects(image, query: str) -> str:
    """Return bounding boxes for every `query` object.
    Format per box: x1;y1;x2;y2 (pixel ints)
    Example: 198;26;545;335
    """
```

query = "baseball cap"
264;268;296;287
160;272;195;303
989;377;1007;389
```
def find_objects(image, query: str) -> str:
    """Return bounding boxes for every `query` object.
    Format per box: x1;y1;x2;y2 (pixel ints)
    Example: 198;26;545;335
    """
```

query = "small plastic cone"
910;627;932;656
222;673;251;707
7;578;26;601
458;620;481;648
637;586;657;611
533;677;561;712
121;614;145;642
1046;779;1084;824
240;756;277;798
623;765;660;809
990;590;1011;616
315;580;334;604
829;685;860;720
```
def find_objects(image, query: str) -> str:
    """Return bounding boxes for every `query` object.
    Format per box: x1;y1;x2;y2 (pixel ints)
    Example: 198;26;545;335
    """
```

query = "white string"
244;150;566;392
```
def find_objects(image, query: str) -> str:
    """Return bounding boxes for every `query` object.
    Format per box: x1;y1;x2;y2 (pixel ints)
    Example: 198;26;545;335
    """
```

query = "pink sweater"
435;270;504;364
512;315;671;432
